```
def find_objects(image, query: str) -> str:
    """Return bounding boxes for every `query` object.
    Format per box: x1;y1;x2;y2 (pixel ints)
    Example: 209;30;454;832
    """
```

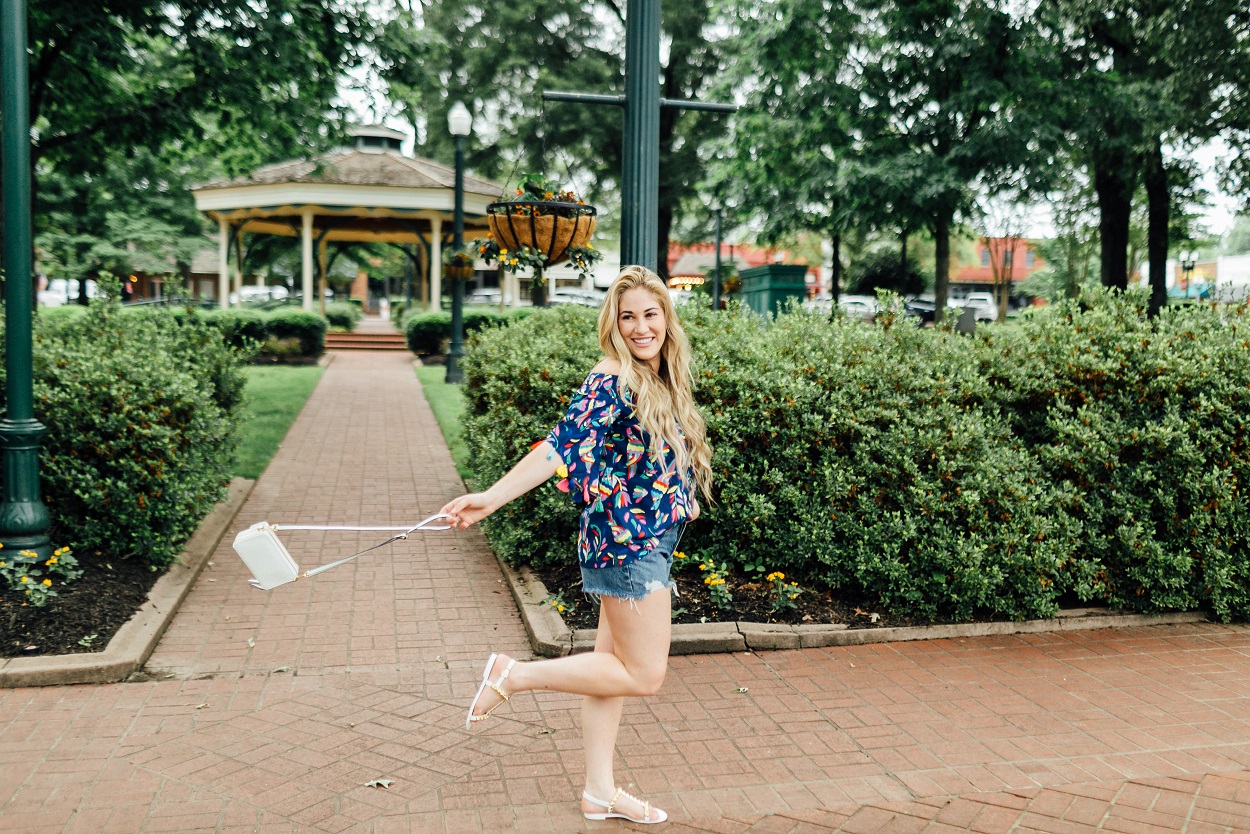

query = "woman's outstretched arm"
440;441;561;528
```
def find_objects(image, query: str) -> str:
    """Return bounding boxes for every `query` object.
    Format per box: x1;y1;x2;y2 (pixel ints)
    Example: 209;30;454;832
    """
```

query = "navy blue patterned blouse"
545;372;695;569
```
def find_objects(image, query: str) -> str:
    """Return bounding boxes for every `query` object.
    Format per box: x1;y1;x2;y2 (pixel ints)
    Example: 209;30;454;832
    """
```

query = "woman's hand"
440;492;497;529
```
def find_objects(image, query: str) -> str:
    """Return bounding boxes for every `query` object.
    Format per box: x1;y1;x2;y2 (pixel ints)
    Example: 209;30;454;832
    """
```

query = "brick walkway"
3;345;1250;833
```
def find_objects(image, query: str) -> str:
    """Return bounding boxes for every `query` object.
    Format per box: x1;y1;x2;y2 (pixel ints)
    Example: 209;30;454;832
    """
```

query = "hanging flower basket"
443;264;476;280
442;243;478;280
487;201;597;268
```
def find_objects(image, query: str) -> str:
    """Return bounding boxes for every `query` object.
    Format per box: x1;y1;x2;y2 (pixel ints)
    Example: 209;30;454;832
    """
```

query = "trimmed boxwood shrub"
972;291;1250;619
404;307;532;355
325;301;363;331
3;297;249;568
461;293;1250;623
265;309;326;357
199;308;269;350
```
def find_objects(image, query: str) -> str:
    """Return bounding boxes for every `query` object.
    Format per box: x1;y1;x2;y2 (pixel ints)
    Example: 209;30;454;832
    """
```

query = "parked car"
231;285;290;305
902;296;937;323
804;294;835;314
38;278;99;307
549;289;605;307
958;291;997;322
837;294;881;322
466;288;511;306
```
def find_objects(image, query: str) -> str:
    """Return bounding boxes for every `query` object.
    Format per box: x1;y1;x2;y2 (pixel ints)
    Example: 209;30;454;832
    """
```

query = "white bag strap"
278;513;453;579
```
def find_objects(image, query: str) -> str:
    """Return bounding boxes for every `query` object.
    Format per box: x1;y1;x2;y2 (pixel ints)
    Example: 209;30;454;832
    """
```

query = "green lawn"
231;365;325;479
415;365;471;482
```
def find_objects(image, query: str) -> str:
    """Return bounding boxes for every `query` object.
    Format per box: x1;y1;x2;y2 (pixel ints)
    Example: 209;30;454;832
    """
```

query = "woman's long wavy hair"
597;266;713;502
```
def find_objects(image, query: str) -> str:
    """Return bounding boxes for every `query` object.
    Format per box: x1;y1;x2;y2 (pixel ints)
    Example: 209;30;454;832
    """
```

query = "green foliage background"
1;298;251;567
462;295;1250;623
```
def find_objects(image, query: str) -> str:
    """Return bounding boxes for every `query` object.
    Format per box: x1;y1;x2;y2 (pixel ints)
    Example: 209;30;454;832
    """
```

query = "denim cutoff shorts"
580;523;686;603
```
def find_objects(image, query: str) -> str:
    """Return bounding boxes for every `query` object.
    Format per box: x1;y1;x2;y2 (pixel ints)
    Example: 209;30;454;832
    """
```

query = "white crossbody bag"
232;514;453;590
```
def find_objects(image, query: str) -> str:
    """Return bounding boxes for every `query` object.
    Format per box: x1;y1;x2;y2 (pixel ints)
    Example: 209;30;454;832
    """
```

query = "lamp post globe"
445;102;472;384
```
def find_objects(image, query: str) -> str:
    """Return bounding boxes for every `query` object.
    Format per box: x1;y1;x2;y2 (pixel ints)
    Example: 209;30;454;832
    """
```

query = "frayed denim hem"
583;580;678;611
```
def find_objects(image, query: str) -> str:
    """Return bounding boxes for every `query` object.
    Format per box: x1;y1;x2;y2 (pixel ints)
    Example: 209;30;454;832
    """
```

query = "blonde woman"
441;265;713;825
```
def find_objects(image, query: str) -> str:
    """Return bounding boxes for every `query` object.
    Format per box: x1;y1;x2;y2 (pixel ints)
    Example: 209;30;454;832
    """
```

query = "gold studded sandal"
465;653;515;729
582;787;668;824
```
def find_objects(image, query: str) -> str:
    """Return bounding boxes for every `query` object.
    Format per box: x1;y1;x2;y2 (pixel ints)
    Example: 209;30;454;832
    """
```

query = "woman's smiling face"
617;286;667;371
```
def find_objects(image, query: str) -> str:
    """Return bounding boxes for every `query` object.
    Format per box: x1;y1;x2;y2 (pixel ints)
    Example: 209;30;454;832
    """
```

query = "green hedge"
404;307;533;354
2;298;250;568
325;301;363;331
461;293;1250;623
264;308;327;357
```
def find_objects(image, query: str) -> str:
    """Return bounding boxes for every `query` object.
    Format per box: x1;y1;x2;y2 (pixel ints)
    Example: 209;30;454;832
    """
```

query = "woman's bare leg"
473;589;672;703
580;605;624;806
469;589;672;818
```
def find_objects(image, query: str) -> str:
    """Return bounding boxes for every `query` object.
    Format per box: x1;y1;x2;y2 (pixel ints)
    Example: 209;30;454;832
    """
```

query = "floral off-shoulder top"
545;371;695;569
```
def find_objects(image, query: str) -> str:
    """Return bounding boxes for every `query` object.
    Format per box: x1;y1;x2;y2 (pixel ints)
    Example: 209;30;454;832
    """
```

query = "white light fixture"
448;102;472;137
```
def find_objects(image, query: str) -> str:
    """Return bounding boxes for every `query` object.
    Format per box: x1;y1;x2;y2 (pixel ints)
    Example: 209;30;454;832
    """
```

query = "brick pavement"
3;344;1250;833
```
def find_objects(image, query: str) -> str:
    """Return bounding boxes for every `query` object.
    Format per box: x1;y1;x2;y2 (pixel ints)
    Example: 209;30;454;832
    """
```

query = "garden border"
495;553;1207;657
0;478;255;687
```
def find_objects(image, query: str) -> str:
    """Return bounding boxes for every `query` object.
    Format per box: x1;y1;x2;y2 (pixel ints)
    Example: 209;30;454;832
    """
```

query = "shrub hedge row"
403;307;533;355
1;298;251;568
461;292;1250;623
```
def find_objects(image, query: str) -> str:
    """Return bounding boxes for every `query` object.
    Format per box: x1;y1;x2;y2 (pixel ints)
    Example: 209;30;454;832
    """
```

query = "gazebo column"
429;219;443;312
217;218;230;309
300;209;314;312
233;225;245;305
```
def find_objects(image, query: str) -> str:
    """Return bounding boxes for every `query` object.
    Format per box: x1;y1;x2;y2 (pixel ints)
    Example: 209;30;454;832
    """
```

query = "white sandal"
465;653;515;729
582;788;668;824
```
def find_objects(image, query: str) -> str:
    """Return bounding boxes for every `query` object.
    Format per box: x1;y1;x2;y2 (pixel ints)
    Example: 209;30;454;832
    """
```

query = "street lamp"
445;101;472;385
1180;250;1198;297
0;0;53;557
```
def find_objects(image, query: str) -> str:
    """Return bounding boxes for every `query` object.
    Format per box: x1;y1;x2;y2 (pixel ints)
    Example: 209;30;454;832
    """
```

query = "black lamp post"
1180;250;1197;297
712;206;723;311
0;0;52;558
445;102;471;385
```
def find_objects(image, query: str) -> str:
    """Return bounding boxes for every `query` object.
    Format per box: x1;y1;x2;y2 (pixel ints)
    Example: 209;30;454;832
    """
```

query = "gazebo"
190;125;504;310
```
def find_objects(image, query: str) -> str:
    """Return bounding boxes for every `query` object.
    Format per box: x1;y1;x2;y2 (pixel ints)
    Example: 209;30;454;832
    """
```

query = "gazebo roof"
191;128;506;245
194;147;502;197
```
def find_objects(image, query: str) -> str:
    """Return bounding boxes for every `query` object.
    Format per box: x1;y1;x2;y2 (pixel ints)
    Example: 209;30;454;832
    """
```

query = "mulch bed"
531;558;927;632
1;554;161;658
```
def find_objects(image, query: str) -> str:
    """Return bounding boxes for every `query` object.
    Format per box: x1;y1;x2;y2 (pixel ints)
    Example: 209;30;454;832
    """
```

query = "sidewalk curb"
0;478;255;687
495;553;1208;657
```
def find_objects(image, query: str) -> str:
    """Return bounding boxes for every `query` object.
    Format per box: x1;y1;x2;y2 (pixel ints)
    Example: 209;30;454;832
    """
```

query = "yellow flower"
20;576;29;583
790;582;798;586
47;558;57;566
557;605;565;612
674;551;686;560
767;572;784;582
42;579;52;586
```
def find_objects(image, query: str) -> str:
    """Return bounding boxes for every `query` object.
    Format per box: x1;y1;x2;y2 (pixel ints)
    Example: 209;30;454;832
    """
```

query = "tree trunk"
830;233;842;302
1093;154;1134;291
1065;234;1080;298
899;229;909;290
933;213;951;324
1144;138;1169;317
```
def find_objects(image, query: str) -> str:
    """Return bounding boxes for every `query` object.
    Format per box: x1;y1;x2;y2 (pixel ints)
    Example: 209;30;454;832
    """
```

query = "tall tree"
851;0;1029;322
1032;0;1249;310
20;0;370;287
375;0;730;275
28;0;368;178
714;0;860;299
